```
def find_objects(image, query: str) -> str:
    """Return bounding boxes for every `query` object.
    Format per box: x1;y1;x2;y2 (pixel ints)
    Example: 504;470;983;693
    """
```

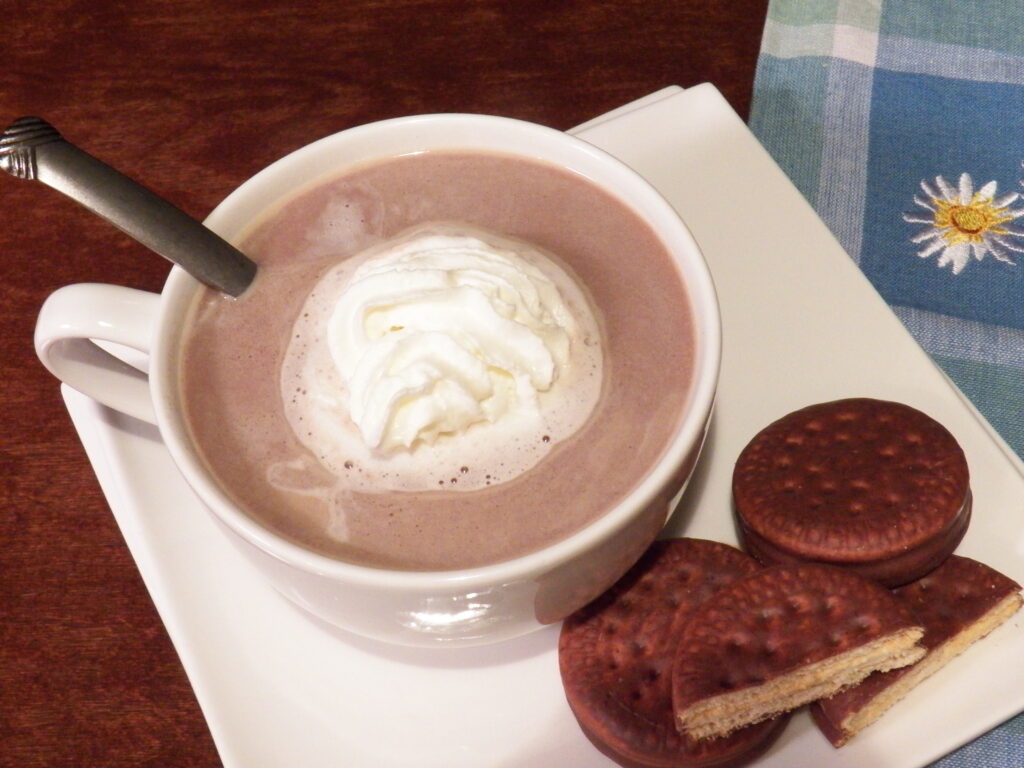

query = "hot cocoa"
180;150;696;570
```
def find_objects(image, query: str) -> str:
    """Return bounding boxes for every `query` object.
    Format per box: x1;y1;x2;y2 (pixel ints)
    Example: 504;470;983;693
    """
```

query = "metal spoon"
0;116;257;297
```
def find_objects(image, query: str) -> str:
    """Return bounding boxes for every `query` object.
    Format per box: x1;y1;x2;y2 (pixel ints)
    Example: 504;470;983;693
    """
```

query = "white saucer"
63;84;1024;768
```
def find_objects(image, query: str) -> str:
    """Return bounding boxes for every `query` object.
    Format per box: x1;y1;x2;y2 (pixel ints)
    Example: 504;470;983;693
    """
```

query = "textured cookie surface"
733;398;970;586
559;538;788;768
672;562;925;740
812;555;1023;746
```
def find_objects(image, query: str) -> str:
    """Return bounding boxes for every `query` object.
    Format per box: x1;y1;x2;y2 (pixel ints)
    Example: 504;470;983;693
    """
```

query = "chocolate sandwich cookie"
733;398;971;587
812;554;1023;747
672;562;925;741
559;538;789;768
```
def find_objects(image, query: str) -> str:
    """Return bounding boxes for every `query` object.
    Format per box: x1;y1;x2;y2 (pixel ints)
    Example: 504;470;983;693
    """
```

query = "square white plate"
62;84;1024;767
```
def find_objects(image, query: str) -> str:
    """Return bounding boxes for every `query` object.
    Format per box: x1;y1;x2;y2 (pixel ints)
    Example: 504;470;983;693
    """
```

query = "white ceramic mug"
35;114;721;647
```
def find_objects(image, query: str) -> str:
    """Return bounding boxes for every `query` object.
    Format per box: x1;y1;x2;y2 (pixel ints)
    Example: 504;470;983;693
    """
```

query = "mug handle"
34;283;161;424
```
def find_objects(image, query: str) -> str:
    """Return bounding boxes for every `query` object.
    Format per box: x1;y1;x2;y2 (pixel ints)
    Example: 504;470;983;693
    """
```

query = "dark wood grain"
0;2;767;765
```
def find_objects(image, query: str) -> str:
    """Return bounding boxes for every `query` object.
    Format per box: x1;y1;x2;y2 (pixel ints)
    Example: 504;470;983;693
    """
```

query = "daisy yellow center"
951;206;986;234
933;195;1013;244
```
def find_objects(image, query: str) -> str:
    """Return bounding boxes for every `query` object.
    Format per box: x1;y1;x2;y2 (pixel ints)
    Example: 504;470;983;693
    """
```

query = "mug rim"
152;112;721;592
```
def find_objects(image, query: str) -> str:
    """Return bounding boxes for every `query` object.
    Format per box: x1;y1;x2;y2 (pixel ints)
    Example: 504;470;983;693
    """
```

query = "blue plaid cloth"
749;1;1024;765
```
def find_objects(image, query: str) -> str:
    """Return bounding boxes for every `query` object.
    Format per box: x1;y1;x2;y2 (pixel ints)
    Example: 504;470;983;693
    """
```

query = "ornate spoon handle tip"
0;116;63;180
0;116;256;297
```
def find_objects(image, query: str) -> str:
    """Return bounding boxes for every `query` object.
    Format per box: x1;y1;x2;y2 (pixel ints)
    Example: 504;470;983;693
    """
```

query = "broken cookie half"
672;562;925;740
811;554;1023;746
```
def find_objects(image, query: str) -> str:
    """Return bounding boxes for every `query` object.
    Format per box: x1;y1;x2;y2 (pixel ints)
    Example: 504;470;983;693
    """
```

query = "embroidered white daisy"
903;173;1024;274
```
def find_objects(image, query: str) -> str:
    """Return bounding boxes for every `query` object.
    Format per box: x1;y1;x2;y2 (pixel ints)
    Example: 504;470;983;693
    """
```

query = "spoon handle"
0;116;256;297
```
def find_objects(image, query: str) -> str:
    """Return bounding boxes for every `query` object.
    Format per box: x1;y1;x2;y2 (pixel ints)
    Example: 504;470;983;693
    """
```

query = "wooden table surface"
0;2;768;765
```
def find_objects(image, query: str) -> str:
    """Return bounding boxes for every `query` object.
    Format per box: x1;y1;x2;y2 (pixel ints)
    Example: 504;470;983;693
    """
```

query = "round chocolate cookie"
671;562;925;741
812;554;1023;746
559;538;789;768
733;398;971;587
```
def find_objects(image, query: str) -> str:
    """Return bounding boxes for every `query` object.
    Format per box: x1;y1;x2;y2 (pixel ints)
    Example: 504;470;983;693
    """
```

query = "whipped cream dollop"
280;224;603;492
